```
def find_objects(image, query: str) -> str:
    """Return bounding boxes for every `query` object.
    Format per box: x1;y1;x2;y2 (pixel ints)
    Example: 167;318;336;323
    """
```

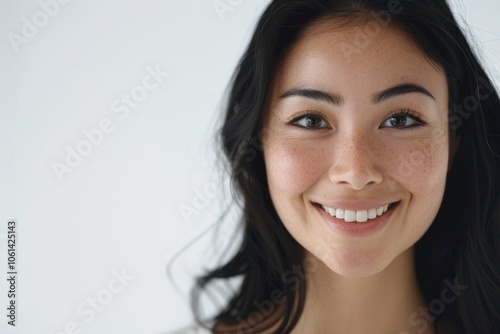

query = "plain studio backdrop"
0;0;499;333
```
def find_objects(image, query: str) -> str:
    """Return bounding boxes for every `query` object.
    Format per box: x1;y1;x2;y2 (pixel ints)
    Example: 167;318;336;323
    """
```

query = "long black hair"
191;0;500;332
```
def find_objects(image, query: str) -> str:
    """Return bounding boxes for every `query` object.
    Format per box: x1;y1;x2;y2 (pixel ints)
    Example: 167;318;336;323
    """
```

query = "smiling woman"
263;22;452;281
180;0;500;333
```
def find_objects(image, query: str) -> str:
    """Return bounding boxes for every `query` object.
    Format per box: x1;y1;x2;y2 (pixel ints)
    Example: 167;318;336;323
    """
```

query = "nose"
328;132;384;190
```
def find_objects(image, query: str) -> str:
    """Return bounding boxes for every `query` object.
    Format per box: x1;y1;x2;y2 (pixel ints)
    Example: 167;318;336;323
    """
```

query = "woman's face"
262;19;453;277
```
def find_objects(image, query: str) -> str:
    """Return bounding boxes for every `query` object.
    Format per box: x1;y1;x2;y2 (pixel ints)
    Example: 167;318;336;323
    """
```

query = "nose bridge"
329;127;383;189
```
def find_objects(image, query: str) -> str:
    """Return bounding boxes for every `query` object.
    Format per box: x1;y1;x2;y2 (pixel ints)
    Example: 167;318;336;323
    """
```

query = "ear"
448;134;461;172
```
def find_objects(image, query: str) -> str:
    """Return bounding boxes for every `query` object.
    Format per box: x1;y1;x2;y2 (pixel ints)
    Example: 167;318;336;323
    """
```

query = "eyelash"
286;109;427;131
384;109;427;129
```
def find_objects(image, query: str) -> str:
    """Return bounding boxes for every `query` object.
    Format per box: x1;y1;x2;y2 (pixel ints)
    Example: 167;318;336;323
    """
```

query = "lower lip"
315;202;398;237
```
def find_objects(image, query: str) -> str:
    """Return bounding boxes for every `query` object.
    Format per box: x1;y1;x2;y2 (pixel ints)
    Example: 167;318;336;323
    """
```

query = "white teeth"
322;203;393;223
327;207;335;216
344;210;356;222
356;210;368;222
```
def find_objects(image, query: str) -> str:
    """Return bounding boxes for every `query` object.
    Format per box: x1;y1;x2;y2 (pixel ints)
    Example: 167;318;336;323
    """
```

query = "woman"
179;0;500;333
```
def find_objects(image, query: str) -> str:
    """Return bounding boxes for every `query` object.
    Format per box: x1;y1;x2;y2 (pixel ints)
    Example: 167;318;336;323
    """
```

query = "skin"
257;19;459;333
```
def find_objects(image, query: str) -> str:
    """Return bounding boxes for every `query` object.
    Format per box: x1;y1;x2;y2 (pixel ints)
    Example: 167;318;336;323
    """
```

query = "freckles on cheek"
392;138;449;193
266;140;328;195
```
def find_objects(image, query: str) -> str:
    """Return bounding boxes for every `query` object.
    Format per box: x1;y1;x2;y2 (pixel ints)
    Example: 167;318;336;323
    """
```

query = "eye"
287;111;330;130
380;109;427;130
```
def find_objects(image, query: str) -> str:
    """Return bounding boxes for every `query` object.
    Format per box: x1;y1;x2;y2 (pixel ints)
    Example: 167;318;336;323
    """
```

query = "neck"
292;247;435;334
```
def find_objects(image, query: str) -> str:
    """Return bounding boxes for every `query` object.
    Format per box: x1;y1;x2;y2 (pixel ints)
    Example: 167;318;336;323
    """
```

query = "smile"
316;202;399;223
314;201;400;236
319;203;397;223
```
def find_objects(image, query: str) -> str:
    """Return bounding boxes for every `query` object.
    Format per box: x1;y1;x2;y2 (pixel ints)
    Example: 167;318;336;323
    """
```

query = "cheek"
390;132;449;195
264;139;329;198
387;131;450;235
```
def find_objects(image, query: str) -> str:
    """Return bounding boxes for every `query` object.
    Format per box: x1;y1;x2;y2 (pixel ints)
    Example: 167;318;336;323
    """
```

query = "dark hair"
191;0;500;333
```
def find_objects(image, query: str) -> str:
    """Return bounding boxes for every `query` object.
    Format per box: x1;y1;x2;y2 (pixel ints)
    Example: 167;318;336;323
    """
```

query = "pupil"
390;116;406;127
306;117;320;127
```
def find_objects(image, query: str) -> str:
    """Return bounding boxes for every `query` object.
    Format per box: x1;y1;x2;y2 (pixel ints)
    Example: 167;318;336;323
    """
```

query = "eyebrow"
278;83;435;105
374;83;435;103
279;88;341;105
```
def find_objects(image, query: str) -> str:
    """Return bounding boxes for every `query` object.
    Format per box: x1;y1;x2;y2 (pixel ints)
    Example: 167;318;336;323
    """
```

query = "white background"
0;0;499;333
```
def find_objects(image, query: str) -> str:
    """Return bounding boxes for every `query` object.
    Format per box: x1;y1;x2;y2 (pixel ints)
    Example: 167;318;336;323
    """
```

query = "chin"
317;246;397;278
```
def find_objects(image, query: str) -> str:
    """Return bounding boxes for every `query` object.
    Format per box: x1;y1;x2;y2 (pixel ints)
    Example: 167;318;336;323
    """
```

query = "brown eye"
389;116;409;127
289;112;330;130
381;110;426;130
305;116;325;128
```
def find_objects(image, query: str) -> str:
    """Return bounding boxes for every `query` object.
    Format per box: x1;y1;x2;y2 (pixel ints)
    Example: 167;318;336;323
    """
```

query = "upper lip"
314;200;400;211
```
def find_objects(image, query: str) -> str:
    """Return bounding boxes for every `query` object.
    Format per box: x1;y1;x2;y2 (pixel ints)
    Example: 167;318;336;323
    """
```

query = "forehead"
270;18;446;102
